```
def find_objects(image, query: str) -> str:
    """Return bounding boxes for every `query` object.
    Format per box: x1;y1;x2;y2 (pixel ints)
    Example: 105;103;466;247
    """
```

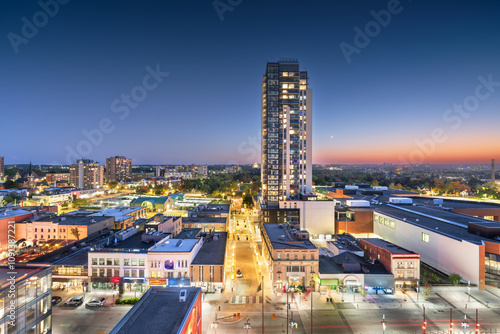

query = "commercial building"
69;160;104;189
317;253;394;295
189;204;231;219
130;196;174;212
181;217;227;233
110;286;202;334
0;264;52;334
15;215;114;244
190;232;227;292
359;238;420;289
90;206;147;230
105;156;132;182
0;208;34;257
261;223;318;292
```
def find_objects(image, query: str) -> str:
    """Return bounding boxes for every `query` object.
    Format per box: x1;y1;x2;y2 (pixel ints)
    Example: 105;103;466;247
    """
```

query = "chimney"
492;159;496;183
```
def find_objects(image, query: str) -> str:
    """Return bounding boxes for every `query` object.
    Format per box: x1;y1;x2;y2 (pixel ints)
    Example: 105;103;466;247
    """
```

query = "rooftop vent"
179;289;187;302
176;240;183;247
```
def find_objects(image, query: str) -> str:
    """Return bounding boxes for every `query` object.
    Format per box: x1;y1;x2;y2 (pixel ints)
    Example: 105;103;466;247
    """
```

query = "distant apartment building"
106;156;132;182
0;156;4;182
359;238;420;288
70;160;104;189
45;172;70;185
0;264;52;334
194;165;207;177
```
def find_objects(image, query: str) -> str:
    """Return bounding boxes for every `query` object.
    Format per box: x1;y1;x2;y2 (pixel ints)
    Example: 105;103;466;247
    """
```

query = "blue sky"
1;0;499;165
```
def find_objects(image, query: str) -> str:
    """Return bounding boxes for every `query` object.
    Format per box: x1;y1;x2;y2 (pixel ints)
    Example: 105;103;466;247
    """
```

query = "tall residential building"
0;156;4;182
70;160;104;189
261;59;312;207
106;156;132;182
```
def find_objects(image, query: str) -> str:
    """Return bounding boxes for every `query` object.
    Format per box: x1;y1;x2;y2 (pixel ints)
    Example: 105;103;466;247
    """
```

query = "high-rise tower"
261;59;312;207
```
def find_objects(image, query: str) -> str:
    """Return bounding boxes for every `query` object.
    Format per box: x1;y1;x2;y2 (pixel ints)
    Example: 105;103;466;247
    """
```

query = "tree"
242;193;253;208
3;180;20;189
107;181;119;190
71;227;81;240
448;273;462;286
371;179;379;187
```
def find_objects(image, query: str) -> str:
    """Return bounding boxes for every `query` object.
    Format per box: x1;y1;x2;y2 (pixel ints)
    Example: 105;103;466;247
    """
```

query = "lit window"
421;233;429;243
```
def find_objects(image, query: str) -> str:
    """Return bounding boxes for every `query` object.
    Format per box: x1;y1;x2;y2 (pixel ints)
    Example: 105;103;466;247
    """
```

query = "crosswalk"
230;295;263;304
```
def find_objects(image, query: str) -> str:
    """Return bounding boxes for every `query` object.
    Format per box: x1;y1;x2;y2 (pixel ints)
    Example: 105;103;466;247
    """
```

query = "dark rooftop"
176;228;202;239
191;233;227;265
91;232;160;253
319;253;391;275
360;238;417;255
263;224;316;249
110;287;200;334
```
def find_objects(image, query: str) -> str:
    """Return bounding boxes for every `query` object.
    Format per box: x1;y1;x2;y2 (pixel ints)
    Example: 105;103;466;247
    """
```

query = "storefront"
123;277;147;293
319;278;339;293
149;279;167;287
90;277;120;291
167;277;190;287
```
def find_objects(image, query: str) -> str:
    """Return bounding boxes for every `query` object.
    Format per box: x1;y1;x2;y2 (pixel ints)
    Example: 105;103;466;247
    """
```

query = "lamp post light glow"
381;314;387;334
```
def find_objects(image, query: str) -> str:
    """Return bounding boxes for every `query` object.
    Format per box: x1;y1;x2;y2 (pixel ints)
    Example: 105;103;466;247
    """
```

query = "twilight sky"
1;0;500;165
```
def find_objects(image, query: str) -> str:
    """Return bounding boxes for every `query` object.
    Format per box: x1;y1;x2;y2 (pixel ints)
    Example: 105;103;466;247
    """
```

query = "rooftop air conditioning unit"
179;289;187;302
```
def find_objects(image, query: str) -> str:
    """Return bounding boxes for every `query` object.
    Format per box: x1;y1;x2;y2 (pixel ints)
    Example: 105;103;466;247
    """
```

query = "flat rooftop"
191;233;227;265
92;233;160;253
181;217;227;224
35;215;112;226
149;238;200;253
263;224;316;249
90;207;143;222
111;287;200;334
176;228;201;239
0;265;51;291
54;249;89;266
191;204;230;214
375;204;500;245
360;238;417;255
0;209;32;219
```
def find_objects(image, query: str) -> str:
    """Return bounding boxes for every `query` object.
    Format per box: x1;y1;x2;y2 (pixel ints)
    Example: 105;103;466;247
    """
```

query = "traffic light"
272;314;276;320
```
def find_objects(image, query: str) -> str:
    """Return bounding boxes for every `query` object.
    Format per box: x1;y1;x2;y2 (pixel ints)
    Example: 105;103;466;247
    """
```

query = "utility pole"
286;289;289;334
423;306;427;334
450;308;453;334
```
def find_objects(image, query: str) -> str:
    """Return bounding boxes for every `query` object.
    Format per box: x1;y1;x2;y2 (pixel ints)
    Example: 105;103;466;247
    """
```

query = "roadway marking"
230;295;263;304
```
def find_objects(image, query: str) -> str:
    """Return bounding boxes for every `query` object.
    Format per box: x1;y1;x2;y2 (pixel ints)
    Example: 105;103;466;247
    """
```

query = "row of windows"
375;215;395;229
91;258;145;266
277;252;315;260
34;228;67;233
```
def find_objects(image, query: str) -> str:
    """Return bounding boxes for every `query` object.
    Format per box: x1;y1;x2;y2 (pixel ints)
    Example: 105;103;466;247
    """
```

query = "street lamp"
243;319;251;334
381;314;387;334
467;280;471;303
461;315;469;334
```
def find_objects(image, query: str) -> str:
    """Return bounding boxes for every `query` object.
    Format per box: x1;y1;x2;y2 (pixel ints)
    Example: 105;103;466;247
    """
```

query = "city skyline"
1;0;500;165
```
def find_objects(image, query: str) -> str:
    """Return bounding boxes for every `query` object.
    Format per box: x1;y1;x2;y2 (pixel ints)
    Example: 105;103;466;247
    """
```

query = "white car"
85;297;105;307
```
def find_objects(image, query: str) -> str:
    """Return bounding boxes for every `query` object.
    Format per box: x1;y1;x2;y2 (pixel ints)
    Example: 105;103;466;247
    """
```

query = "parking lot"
52;290;134;334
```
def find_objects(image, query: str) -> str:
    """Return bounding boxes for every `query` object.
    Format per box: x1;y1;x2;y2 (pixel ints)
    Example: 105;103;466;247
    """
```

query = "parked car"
86;297;106;308
65;296;84;306
51;296;62;305
236;269;242;278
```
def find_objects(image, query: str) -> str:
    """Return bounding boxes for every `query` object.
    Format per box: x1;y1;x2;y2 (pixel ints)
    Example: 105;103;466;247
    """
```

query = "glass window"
139;259;145;266
139;270;145;278
124;269;130;277
99;269;105;277
286;253;289;260
124;259;130;266
131;259;137;266
99;258;104;265
422;233;429;243
92;268;97;276
114;258;119;266
277;253;281;259
294;254;298;260
106;258;112;265
107;269;112;277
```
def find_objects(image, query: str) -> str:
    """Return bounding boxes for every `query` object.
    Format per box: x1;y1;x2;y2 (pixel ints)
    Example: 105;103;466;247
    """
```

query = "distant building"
0;264;52;334
0;156;4;182
110;286;202;334
189;204;231;219
46;172;70;186
130;196;174;212
70;160;104;189
106;156;132;182
224;165;241;174
194;165;207;177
